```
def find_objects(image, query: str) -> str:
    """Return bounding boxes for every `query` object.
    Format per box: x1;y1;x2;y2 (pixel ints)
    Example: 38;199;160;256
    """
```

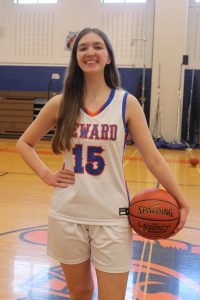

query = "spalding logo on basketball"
128;188;180;239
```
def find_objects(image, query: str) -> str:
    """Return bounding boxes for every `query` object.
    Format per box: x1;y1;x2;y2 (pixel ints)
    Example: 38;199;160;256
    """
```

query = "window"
14;0;57;4
101;0;146;3
101;0;124;2
125;0;146;2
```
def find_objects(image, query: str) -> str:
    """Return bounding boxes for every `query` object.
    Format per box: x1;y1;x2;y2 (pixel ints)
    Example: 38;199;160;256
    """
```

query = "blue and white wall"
0;0;154;66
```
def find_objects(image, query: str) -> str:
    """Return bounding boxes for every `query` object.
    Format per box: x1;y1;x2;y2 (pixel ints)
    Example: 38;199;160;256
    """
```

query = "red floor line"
0;148;54;155
0;148;198;165
124;156;191;164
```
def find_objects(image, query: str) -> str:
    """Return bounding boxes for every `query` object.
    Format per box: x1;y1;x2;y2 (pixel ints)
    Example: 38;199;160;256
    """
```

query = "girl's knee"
70;285;94;300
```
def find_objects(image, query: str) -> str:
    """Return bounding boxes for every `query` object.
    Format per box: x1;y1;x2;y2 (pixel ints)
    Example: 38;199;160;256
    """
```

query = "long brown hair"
52;27;121;154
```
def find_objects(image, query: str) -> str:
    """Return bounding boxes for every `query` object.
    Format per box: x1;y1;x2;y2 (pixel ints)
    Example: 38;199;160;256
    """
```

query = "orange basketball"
128;188;180;240
189;157;199;167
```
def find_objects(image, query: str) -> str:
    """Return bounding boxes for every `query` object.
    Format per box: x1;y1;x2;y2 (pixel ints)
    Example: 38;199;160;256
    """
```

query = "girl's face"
76;32;111;75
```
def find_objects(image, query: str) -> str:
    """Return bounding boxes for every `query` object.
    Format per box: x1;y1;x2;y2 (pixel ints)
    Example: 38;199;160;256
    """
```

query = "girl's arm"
16;95;74;188
126;94;189;234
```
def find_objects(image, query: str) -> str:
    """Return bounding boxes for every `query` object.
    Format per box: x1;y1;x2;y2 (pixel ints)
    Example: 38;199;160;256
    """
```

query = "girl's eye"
79;47;87;52
78;45;104;52
95;46;102;50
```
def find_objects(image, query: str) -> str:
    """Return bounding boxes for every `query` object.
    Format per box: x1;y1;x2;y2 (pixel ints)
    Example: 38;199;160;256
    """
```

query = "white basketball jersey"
49;88;130;225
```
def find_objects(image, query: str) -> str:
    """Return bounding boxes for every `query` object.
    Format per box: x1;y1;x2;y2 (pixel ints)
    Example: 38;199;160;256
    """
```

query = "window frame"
14;0;57;4
101;0;147;3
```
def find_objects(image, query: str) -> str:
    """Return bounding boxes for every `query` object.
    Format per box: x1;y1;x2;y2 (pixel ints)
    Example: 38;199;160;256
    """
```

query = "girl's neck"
83;74;110;101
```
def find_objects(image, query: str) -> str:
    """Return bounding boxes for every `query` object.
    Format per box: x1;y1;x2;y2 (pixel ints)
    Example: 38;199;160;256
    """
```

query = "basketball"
128;188;180;240
189;157;199;167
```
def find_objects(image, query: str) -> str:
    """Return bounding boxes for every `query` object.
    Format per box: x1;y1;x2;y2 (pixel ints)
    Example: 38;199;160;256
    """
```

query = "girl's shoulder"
49;93;63;105
47;94;63;114
116;89;138;104
115;88;136;100
36;94;63;124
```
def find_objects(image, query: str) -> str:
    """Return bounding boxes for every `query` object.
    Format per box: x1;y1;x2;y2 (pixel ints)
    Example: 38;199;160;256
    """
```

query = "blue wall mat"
119;68;151;124
0;66;150;94
0;66;152;123
182;70;200;145
0;66;65;92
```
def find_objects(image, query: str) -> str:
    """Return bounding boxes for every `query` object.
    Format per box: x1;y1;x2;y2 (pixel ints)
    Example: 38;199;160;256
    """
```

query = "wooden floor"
0;138;200;300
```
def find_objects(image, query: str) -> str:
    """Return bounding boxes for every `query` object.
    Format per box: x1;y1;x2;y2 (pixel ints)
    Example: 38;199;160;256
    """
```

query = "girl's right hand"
42;169;75;188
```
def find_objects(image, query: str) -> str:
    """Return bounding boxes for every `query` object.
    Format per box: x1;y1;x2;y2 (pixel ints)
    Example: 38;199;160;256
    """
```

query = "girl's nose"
86;46;95;56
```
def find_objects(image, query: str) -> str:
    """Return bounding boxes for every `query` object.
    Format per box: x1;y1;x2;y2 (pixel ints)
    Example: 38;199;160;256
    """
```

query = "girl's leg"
61;259;94;300
96;269;129;300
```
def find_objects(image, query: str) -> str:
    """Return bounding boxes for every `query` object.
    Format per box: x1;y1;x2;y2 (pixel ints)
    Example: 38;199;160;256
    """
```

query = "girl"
16;28;189;300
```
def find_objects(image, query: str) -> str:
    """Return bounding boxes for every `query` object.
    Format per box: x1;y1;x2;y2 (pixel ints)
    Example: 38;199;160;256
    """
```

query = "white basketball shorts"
47;216;133;273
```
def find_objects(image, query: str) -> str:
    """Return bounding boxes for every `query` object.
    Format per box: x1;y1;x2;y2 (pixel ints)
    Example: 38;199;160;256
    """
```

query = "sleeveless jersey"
49;88;130;225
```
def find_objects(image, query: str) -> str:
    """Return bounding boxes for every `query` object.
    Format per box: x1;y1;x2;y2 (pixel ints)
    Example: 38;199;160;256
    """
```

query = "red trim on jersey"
83;103;105;117
82;89;115;117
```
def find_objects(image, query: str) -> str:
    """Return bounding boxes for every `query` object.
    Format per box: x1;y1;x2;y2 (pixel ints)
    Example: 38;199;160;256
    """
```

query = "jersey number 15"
72;144;105;176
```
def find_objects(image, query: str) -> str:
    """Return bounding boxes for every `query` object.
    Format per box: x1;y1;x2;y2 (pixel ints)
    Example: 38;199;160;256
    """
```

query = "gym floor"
0;138;200;300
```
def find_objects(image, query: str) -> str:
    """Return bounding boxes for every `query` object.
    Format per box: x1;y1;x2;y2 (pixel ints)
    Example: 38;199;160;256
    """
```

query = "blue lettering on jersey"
71;123;117;176
110;125;117;141
73;144;105;176
72;144;84;173
86;146;105;175
73;123;117;141
89;124;99;140
101;124;109;140
79;124;91;139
